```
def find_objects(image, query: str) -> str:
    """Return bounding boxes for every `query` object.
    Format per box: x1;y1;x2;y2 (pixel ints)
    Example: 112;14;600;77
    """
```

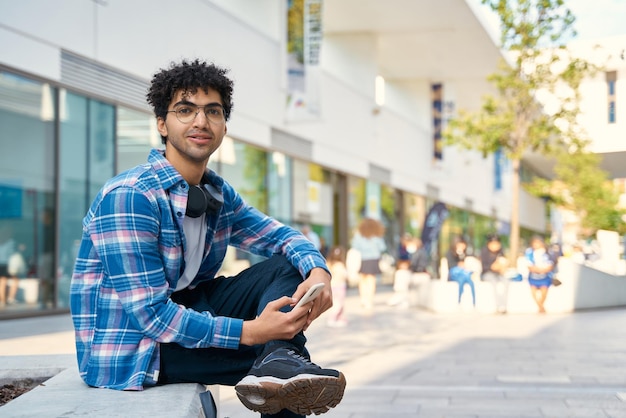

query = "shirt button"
177;211;183;217
181;184;187;190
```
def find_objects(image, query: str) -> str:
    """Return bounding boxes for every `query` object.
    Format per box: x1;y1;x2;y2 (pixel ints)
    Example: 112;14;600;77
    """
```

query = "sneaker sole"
235;372;346;415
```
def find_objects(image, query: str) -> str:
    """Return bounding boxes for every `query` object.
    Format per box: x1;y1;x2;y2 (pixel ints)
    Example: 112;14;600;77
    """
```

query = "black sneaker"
234;347;346;415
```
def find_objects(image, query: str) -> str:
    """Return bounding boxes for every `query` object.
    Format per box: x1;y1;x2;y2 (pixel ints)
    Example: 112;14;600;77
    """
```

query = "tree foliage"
287;0;305;64
443;0;613;259
527;150;626;235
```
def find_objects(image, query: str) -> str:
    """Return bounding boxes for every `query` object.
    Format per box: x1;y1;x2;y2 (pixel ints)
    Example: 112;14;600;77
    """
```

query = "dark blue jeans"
159;254;307;418
449;266;476;305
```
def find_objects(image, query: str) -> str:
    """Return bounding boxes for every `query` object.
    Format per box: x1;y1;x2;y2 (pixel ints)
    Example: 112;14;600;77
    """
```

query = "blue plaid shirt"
70;149;326;390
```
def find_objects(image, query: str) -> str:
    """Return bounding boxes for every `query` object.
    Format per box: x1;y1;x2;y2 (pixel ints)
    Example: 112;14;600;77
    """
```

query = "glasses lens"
175;104;197;123
204;106;225;124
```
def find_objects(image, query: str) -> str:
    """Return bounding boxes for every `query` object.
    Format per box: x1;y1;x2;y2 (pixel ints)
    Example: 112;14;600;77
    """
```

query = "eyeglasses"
167;103;225;125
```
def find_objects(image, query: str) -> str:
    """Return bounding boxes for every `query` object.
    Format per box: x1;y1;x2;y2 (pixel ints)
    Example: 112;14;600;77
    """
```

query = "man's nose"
192;109;209;127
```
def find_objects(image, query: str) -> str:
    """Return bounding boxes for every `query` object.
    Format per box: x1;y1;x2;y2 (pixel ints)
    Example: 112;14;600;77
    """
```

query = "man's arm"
226;188;329;278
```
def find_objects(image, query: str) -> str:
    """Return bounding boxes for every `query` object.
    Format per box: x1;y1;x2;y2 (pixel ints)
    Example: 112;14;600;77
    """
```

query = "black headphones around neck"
186;180;224;218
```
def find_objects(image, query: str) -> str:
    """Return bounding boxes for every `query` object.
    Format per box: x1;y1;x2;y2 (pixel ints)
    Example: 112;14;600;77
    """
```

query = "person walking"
70;59;345;418
350;218;386;311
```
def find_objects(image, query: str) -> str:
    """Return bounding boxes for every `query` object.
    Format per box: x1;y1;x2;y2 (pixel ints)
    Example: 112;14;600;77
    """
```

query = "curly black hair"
146;59;234;142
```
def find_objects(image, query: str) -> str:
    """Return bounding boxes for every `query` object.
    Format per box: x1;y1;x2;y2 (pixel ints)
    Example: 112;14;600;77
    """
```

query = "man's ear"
157;117;168;138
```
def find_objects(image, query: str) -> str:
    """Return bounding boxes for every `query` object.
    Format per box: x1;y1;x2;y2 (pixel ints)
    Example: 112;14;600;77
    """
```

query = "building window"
267;152;293;226
606;71;616;124
116;106;159;173
0;72;58;313
58;92;115;308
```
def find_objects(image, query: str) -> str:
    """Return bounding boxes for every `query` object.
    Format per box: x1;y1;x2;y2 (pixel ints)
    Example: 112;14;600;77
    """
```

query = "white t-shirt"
175;214;207;291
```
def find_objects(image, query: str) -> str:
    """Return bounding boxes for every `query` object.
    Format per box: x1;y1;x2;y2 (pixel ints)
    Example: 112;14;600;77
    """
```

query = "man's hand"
240;296;310;346
290;267;333;331
239;267;333;346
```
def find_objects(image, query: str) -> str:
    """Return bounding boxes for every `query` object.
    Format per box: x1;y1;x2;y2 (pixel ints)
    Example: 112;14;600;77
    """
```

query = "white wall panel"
209;0;283;42
320;33;378;99
0;0;95;58
0;26;61;81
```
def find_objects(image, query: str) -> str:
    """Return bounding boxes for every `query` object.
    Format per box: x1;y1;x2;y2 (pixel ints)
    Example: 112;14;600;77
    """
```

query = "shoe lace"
287;349;314;366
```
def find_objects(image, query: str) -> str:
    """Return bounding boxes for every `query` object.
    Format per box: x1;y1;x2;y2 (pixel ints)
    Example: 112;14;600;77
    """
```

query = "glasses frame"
166;103;226;125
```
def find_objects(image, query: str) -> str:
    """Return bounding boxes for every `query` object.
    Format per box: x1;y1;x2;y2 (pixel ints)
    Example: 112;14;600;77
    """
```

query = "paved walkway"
1;285;626;417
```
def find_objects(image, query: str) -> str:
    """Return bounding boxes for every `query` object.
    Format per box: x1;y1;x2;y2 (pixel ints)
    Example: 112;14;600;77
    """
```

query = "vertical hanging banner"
420;202;449;253
494;147;504;191
286;0;323;121
431;83;443;160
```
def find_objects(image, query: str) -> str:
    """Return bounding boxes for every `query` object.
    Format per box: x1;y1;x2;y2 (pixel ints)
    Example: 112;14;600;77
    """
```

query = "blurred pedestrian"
300;224;321;251
571;243;585;264
350;218;386;311
446;238;476;307
388;233;413;308
326;245;348;327
388;236;430;309
0;226;15;307
525;235;555;314
396;233;413;270
480;234;509;314
6;243;28;305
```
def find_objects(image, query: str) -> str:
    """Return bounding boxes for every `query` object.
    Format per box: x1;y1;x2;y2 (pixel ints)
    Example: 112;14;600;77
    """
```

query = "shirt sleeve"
226;189;328;278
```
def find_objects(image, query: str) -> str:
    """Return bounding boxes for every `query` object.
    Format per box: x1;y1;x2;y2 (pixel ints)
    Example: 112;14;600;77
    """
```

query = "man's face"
157;88;227;168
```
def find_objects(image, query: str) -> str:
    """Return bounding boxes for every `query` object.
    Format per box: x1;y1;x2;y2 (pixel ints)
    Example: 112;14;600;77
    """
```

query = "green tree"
528;150;626;236
444;0;596;261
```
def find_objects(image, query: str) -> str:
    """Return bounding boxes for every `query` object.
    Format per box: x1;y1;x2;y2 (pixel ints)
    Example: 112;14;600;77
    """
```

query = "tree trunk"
509;158;521;267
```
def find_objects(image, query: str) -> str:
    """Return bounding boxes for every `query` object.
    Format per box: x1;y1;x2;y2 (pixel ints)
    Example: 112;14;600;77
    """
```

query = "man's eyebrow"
173;100;223;107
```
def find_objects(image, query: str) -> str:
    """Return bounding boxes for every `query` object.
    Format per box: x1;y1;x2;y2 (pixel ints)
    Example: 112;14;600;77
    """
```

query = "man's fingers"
267;295;296;311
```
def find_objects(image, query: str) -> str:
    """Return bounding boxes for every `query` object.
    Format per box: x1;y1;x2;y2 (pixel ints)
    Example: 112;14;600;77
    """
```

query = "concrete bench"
423;279;545;313
0;367;220;417
419;257;626;314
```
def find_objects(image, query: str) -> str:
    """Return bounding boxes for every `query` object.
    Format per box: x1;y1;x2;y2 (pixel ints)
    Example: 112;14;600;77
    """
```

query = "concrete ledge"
0;367;213;417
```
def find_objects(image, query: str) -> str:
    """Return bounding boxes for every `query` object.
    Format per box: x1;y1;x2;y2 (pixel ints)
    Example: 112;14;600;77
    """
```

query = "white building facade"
0;0;548;315
575;35;626;177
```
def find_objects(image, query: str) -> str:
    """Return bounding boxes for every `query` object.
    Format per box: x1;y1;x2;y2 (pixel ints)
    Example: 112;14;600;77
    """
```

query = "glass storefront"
268;151;293;226
0;73;57;312
402;192;427;239
292;160;338;255
210;138;270;266
116;106;160;173
346;177;399;251
0;72;116;315
57;93;115;308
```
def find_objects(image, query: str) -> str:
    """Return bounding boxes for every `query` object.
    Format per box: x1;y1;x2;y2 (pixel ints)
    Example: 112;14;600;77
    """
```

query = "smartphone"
294;283;325;309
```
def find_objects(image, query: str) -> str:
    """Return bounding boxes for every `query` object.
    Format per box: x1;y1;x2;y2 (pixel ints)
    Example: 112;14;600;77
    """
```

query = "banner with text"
286;0;323;121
